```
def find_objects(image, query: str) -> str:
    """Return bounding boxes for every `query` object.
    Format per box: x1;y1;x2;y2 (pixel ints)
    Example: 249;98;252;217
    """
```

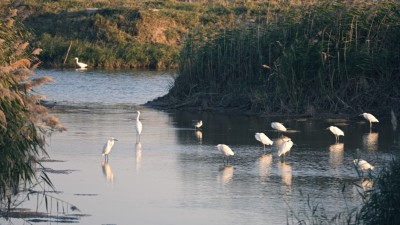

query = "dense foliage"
0;5;64;211
154;1;400;116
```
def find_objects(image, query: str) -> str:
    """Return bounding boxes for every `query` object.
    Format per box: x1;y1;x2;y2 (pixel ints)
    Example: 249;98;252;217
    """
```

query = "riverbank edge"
144;97;361;120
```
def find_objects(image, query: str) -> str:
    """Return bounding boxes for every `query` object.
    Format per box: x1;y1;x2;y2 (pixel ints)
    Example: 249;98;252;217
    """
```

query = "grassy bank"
12;0;270;69
150;0;400;116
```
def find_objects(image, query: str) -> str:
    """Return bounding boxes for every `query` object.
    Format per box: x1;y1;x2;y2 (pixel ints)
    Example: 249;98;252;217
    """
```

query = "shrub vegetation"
0;3;65;213
152;0;400;116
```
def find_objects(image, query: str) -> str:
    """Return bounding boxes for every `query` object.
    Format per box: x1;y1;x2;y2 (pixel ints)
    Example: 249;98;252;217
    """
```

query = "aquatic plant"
0;5;65;213
358;157;400;225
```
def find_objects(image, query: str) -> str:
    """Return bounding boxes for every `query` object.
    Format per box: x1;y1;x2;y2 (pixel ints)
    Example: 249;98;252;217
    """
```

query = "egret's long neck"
136;112;140;121
75;58;79;62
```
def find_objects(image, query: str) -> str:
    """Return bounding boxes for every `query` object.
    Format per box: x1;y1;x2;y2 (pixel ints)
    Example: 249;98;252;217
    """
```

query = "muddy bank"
144;94;366;120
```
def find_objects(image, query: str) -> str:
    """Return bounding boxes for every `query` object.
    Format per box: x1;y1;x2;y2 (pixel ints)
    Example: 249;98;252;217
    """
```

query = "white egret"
217;144;234;164
135;111;143;142
262;64;270;69
102;137;118;162
194;120;203;130
327;126;344;142
277;139;293;158
271;122;287;136
353;159;374;173
360;113;379;129
274;135;291;148
255;132;273;150
74;57;88;69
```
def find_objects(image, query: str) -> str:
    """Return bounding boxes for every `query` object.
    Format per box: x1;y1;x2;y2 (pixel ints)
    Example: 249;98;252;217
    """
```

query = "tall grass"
0;5;65;212
161;0;400;115
358;157;400;225
20;0;296;69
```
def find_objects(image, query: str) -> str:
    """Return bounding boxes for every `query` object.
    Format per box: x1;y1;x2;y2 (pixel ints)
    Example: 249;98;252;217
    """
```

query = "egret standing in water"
102;137;118;162
327;126;344;142
271;122;287;136
217;144;234;164
135;111;143;142
74;57;88;69
360;113;379;129
277;139;293;159
255;132;273;151
353;159;374;176
194;120;203;130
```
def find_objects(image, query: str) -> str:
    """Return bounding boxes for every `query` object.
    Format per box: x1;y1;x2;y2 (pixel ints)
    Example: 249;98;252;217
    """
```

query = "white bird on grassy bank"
74;57;88;69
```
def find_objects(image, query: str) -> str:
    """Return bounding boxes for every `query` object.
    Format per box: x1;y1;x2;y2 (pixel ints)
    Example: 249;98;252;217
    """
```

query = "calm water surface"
6;69;399;224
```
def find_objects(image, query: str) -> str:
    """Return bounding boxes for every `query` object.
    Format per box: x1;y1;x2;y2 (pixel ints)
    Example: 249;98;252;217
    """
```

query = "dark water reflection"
6;69;399;225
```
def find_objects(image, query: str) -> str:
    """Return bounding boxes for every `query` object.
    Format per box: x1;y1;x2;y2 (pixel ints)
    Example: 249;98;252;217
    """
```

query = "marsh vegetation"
152;0;400;116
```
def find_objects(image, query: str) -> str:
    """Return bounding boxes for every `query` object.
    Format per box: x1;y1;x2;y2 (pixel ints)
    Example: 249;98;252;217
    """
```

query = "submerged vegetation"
0;4;65;215
152;0;400;116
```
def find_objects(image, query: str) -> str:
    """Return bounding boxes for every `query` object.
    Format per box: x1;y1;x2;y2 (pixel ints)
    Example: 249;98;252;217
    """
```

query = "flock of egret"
101;111;379;176
217;112;379;175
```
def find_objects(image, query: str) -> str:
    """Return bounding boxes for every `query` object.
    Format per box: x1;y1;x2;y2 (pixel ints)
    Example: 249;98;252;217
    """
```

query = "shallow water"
3;69;399;224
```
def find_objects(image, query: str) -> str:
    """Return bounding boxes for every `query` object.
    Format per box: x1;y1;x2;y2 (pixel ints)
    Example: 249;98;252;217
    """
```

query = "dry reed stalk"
10;59;31;69
0;110;6;129
30;76;54;87
31;48;42;55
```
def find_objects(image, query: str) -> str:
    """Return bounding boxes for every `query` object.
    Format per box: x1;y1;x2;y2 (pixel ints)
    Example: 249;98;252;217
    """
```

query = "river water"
4;69;399;224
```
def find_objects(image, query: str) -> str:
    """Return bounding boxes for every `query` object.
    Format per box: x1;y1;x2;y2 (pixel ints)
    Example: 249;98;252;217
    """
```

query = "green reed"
169;1;400;115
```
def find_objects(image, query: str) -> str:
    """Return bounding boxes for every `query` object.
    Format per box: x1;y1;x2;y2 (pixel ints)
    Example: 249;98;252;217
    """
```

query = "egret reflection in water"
362;132;379;151
194;130;202;143
219;165;234;185
361;178;374;191
101;162;114;183
278;161;292;187
135;142;142;172
258;154;273;182
329;143;344;168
